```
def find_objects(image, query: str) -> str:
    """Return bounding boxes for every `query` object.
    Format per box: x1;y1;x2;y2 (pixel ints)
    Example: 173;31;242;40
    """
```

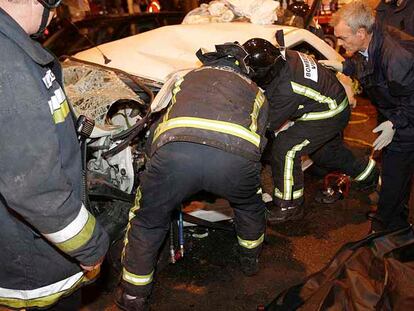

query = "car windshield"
44;13;184;57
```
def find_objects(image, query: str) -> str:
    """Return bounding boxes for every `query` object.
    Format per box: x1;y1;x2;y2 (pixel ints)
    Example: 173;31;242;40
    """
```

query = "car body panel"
73;22;344;83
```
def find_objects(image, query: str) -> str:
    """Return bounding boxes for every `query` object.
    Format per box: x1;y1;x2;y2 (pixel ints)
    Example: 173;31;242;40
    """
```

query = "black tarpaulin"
267;226;414;311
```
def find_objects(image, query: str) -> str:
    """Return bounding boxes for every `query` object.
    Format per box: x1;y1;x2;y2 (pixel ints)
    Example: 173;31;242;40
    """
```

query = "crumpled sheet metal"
267;226;414;310
63;60;145;125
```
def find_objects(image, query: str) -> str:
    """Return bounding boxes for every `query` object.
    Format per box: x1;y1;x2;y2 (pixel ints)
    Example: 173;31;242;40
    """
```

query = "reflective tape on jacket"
237;234;264;249
163;76;184;122
43;204;96;253
291;81;338;109
48;88;70;124
249;90;266;132
153;117;261;147
0;271;93;309
297;97;349;121
122;268;154;286
354;158;376;181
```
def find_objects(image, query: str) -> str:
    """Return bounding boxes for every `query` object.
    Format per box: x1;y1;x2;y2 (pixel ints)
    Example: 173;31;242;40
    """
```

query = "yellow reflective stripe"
52;100;70;124
291;81;337;109
55;214;96;253
43;204;96;253
249;90;266;132
354;158;376;181
0;271;96;309
283;140;310;200
153;117;261;147
237;234;264;249
122;188;142;261
122;268;154;286
164;76;184;122
274;187;303;199
297;97;348;121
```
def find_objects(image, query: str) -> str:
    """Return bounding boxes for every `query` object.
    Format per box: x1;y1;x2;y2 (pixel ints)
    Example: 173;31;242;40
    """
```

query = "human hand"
274;121;294;137
80;257;104;272
318;59;343;72
372;120;395;150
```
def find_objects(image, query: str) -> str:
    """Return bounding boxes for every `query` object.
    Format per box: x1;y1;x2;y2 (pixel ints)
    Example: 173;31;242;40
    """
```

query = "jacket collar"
361;23;384;76
0;8;54;66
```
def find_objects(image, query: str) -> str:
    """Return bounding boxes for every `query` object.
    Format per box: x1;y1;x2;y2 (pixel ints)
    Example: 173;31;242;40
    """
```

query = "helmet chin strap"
31;7;50;39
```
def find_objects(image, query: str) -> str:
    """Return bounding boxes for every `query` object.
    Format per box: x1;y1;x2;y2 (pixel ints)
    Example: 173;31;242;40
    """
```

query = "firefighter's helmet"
242;38;282;71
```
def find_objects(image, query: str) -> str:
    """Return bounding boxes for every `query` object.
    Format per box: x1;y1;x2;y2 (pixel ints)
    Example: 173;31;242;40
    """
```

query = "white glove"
318;60;343;73
372;120;395;150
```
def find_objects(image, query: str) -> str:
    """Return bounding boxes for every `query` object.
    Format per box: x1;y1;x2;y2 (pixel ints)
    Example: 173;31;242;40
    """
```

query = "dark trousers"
310;132;375;180
377;149;414;230
122;142;266;297
271;107;350;207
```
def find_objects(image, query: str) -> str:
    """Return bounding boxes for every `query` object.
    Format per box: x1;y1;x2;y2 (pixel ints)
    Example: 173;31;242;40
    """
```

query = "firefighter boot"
116;290;149;311
239;253;259;277
353;165;380;192
266;203;304;224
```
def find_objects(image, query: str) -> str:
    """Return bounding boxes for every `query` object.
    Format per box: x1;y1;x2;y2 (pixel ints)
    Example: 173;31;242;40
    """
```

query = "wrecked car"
61;22;347;239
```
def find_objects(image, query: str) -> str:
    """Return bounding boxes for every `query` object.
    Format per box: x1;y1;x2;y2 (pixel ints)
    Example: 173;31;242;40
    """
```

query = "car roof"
73;22;344;83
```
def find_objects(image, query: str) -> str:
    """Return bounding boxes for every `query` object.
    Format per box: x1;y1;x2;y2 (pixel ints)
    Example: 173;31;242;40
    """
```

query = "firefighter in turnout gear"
118;42;272;310
243;35;378;223
0;1;109;310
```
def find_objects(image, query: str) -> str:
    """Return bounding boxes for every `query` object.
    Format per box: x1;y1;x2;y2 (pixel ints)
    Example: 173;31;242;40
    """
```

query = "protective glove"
372;120;395;150
318;60;343;72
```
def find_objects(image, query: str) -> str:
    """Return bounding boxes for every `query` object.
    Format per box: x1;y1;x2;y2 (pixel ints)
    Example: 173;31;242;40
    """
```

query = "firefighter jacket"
0;9;109;309
262;50;348;130
376;0;414;36
343;23;414;152
150;65;269;161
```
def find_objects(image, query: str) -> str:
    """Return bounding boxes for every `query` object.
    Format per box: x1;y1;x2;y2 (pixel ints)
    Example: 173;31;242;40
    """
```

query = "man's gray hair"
331;0;376;34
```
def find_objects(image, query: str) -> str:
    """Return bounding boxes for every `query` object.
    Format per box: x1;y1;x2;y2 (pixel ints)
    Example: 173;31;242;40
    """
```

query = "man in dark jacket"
0;2;109;310
117;43;271;310
376;0;414;36
322;0;414;231
243;36;377;223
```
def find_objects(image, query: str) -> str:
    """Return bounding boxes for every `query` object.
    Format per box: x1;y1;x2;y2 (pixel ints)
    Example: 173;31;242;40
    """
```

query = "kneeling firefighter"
117;42;275;310
243;32;378;223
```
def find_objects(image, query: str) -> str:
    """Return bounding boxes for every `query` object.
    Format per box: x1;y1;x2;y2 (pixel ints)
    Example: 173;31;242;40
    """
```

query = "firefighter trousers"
271;106;351;207
121;142;266;297
309;132;377;183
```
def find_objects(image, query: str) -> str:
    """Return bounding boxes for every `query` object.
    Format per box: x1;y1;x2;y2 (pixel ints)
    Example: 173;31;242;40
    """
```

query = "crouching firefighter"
118;42;274;310
243;32;378;224
0;1;109;310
